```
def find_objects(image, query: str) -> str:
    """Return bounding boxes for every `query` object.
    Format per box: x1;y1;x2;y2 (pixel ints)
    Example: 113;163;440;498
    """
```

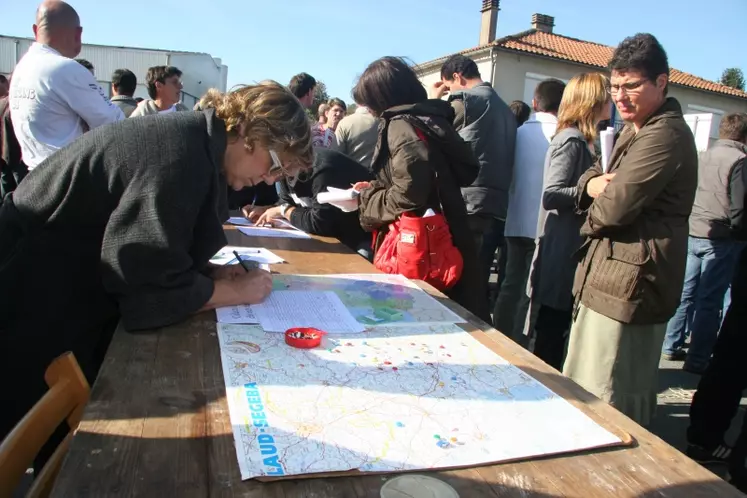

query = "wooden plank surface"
51;227;743;497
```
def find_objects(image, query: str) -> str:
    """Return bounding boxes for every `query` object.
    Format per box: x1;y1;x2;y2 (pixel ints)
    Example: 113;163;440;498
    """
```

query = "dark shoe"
662;350;687;361
727;468;747;493
687;442;732;465
683;362;709;375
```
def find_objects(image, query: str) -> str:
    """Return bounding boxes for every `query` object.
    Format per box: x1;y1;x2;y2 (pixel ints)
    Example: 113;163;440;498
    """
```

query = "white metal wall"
170;53;227;100
0;36;227;103
77;44;167;84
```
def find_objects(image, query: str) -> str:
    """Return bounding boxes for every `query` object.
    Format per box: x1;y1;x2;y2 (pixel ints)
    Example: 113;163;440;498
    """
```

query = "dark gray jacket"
529;127;593;311
689;139;747;240
449;82;516;219
0;109;229;439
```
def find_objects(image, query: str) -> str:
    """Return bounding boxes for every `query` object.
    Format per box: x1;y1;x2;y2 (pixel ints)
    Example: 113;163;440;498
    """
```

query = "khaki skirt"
562;304;666;426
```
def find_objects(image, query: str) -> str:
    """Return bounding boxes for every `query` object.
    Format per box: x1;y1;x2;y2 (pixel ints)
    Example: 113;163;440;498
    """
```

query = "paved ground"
653;355;746;482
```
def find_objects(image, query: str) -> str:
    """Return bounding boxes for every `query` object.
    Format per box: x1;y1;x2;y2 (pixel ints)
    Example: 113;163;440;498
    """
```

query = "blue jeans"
663;237;743;368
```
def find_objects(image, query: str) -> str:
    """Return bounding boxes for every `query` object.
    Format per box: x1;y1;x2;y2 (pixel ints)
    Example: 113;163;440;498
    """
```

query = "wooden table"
51;227;742;497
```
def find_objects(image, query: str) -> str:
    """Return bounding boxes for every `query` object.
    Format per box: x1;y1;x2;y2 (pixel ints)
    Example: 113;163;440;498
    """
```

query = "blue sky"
1;0;745;102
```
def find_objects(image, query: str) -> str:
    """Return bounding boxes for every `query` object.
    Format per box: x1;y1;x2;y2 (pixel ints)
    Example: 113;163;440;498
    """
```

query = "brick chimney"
531;13;555;33
479;0;500;45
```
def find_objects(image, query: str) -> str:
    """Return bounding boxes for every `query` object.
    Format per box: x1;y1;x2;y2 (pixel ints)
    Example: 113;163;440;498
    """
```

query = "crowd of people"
1;0;747;490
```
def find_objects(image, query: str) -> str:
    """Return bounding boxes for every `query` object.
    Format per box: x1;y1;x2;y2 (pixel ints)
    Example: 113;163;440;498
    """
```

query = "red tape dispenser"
285;328;326;349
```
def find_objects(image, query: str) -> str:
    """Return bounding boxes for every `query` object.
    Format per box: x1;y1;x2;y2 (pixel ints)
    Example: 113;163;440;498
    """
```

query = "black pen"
233;250;251;273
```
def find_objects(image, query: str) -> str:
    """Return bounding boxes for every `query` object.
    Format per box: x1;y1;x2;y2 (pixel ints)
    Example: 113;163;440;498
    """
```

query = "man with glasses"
563;33;698;426
130;66;188;117
9;1;124;171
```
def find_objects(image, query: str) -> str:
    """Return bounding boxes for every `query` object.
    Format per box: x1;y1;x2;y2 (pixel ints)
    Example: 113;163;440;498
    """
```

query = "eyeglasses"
268;150;288;177
610;79;648;96
268;149;310;182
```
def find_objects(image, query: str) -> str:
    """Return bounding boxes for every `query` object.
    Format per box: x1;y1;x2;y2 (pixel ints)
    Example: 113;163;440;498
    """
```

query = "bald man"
9;1;123;171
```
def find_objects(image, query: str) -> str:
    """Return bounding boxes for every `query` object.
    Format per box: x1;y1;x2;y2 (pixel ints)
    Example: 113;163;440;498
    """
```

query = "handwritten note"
251;291;365;334
216;305;259;324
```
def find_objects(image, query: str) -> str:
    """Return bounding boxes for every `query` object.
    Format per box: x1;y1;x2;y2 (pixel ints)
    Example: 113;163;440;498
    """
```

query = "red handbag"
373;210;463;291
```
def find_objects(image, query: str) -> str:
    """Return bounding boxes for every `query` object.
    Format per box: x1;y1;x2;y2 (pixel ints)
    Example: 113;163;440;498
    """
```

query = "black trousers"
688;246;747;468
533;304;573;371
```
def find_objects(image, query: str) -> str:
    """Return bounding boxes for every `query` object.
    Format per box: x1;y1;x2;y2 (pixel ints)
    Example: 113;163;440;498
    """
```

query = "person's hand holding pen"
241;192;271;222
224;250;272;304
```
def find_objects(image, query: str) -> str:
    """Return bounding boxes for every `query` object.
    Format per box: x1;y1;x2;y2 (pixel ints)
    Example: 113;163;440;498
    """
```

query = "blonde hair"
556;72;610;143
199;81;313;167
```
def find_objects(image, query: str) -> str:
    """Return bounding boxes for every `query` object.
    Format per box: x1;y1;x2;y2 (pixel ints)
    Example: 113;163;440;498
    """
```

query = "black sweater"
278;148;372;251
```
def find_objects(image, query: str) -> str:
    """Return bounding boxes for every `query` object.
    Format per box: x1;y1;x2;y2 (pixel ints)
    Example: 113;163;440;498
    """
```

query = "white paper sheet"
238;226;311;239
227;216;254;226
216;305;259;324
600;126;615;173
210;246;285;265
251;290;365;333
317;186;360;212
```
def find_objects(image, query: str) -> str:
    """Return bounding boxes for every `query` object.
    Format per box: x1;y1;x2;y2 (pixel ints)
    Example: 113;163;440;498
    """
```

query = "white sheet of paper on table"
210;246;285;265
216;305;259;324
238;226;311;240
251;290;365;333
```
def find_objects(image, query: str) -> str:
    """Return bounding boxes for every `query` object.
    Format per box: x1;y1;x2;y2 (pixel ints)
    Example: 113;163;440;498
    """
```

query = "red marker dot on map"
384;361;392;365
439;345;445;349
447;354;452;357
345;343;353;347
392;367;398;371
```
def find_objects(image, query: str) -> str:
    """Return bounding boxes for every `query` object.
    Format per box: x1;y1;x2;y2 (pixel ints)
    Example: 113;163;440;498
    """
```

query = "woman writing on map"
352;57;488;321
0;81;312;460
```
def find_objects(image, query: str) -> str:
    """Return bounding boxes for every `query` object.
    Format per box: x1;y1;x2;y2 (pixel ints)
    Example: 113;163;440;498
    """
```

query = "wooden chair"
0;352;90;498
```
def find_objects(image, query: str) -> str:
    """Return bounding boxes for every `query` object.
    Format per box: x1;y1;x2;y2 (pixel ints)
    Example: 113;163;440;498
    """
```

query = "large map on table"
271;273;464;326
217;323;622;480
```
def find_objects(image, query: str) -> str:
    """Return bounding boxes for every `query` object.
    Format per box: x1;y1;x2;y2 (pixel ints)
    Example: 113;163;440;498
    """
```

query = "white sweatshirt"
9;43;124;170
504;112;558;239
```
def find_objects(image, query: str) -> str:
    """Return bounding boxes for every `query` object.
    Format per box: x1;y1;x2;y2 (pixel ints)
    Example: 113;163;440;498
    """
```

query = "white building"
416;2;747;151
0;35;228;109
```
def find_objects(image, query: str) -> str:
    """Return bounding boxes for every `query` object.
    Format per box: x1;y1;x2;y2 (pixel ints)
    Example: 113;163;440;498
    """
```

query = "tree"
720;68;745;91
346;103;358;115
309;81;330;120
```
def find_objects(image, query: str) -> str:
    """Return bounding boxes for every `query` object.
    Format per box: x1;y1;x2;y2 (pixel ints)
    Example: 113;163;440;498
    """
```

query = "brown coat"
358;101;489;321
572;98;698;324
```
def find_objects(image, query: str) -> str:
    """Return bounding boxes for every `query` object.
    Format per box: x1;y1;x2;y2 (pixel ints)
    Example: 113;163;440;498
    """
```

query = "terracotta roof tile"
499;31;746;99
420;30;747;100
